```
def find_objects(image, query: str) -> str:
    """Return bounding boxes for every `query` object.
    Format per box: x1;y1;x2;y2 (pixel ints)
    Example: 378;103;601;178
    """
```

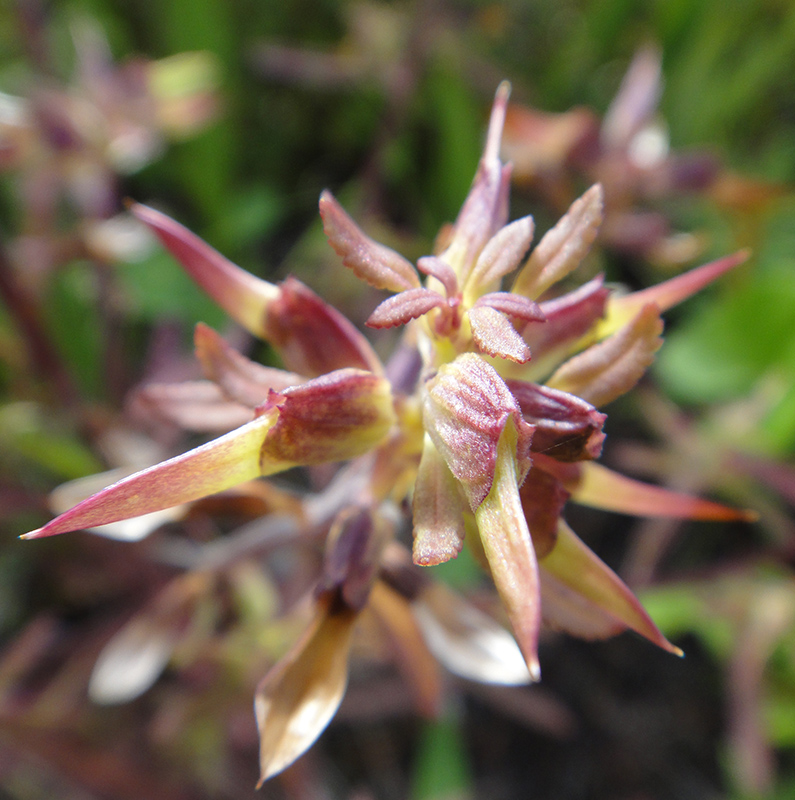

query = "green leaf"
411;714;473;800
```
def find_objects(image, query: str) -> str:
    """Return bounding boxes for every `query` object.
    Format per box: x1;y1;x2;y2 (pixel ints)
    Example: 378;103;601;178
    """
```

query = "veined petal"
255;593;357;785
366;288;446;329
130;203;279;338
469;305;531;363
539;520;681;655
412;435;467;566
423;354;534;509
465;215;535;302
570;461;756;521
319;190;420;292
264;277;383;376
194;322;304;409
259;369;396;467
546;304;663;407
23;410;280;538
595;250;750;340
512;185;603;300
475;422;542;680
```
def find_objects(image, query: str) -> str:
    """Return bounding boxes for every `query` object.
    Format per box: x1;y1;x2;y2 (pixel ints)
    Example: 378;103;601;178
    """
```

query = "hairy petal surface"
465;215;535;301
539;520;681;654
423;354;534;509
512;184;603;300
319;190;420;292
469;305;531;363
547;304;663;407
366;288;446;329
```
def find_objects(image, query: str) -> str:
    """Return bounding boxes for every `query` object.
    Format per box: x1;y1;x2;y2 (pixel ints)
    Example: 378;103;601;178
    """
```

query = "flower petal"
546;303;663;407
416;256;459;298
475;421;542;679
133;380;254;432
264;277;383;376
571;461;757;521
441;83;512;285
423;354;534;509
368;581;442;717
130;202;279;338
595;250;750;340
414;582;532;685
412;435;467;566
194;322;304;409
519;467;568;558
475;292;545;323
259;369;396;467
468;305;531;363
366;287;446;329
255;593;357;785
465;215;535;301
512;184;603;300
506;380;606;461
319;190;420;292
539;520;681;655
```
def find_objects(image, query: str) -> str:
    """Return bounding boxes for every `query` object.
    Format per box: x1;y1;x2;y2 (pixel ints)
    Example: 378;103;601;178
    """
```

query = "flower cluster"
24;83;752;784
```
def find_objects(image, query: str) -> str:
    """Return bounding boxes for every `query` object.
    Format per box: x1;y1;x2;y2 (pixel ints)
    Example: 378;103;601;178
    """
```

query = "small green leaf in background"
411;711;474;800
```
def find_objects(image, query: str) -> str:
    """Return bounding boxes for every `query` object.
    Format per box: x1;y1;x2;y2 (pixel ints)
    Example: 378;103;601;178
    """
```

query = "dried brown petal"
255;594;358;784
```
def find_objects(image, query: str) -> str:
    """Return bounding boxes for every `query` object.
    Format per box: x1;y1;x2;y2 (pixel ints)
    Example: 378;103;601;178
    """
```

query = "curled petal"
412;435;467;566
423;354;534;509
571;462;757;521
417;256;458;298
194;323;305;408
255;593;357;785
506;380;606;461
522;275;609;355
475;422;542;680
596;250;750;340
469;306;531;363
539;520;681;654
414;582;532;685
475;292;545;323
264;277;382;376
465;215;535;300
319;190;420;292
366;288;446;329
547;304;663;407
130;202;279;338
512;184;603;300
134;380;254;432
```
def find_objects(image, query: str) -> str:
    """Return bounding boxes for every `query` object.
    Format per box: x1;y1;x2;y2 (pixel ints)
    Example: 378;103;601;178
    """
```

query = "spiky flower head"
24;82;753;784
